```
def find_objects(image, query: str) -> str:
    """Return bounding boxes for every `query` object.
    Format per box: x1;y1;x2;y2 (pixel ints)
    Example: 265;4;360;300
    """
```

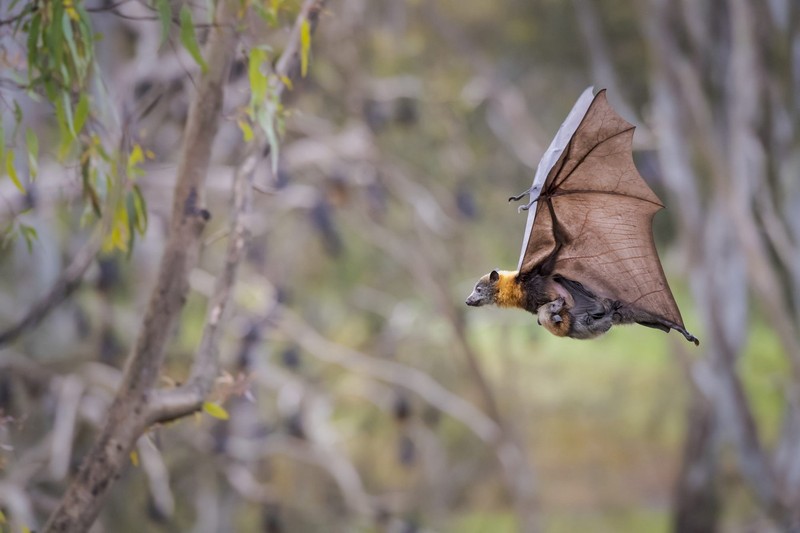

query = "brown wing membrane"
520;90;684;327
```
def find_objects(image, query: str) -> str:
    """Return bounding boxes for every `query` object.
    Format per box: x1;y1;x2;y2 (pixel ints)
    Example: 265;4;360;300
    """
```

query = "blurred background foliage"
1;0;798;532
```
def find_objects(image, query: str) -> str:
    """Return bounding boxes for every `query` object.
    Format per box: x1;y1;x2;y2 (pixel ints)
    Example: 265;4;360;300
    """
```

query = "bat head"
465;270;501;307
536;297;571;337
466;270;524;308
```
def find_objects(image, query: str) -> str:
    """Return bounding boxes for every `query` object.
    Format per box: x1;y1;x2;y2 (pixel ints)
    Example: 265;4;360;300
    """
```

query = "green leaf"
131;185;148;235
129;144;144;166
13;100;23;125
248;47;269;105
256;105;280;174
62;9;81;76
54;98;68;138
74;93;90;134
103;204;131;253
156;0;172;45
26;128;39;180
127;143;145;179
1;225;17;250
81;157;102;217
125;193;137;255
64;94;76;137
300;19;311;77
61;92;76;138
19;223;38;252
180;6;208;73
202;401;230;420
237;119;254;142
6;151;24;193
47;4;66;74
26;13;42;82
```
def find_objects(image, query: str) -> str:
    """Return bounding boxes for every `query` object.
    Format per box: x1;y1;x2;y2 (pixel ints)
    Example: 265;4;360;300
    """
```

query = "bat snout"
465;290;483;307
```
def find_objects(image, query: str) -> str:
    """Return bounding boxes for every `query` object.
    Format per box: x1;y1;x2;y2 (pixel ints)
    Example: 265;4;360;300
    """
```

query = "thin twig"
0;4;33;27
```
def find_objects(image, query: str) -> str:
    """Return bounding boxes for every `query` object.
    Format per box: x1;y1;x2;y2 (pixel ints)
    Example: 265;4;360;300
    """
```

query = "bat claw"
517;200;535;213
508;185;540;203
677;327;700;346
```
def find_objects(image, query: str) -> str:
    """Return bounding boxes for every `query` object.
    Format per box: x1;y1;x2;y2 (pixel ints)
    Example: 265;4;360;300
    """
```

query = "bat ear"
490;270;499;282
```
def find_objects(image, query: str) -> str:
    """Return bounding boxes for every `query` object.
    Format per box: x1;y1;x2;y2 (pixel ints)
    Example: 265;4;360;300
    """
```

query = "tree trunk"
673;382;719;533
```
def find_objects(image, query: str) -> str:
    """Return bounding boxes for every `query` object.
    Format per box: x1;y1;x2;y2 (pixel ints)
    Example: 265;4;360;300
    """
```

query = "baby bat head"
466;270;500;307
537;297;571;337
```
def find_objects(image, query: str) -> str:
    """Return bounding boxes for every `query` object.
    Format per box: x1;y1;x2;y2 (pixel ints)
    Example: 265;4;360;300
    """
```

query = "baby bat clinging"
466;88;699;345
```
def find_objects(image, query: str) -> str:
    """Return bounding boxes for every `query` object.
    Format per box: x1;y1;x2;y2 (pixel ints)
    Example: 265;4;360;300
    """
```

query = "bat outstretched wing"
515;86;595;271
518;89;684;329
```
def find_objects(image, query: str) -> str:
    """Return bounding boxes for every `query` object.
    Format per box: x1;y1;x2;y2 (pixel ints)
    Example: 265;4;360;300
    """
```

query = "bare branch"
0;234;100;347
146;145;255;424
49;375;85;481
227;435;373;517
0;4;33;26
275;308;500;443
137;436;175;519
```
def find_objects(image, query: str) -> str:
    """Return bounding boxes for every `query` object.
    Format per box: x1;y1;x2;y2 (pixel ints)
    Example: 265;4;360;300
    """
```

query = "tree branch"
275;308;500;443
0;233;100;347
145;0;329;425
146;143;255;424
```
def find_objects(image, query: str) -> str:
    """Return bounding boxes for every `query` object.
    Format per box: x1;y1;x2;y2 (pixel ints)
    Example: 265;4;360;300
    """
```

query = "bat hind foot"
637;319;700;346
508;185;541;203
677;327;700;346
664;321;700;345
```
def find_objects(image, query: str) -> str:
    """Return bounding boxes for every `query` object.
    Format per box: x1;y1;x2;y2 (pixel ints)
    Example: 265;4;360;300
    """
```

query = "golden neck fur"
494;270;525;309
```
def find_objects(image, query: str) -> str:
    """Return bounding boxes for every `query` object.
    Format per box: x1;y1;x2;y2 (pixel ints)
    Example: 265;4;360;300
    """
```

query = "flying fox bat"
466;87;699;345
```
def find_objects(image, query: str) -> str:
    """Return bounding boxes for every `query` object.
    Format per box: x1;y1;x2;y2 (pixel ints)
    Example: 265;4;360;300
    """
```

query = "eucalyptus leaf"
180;6;208;73
156;0;172;45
